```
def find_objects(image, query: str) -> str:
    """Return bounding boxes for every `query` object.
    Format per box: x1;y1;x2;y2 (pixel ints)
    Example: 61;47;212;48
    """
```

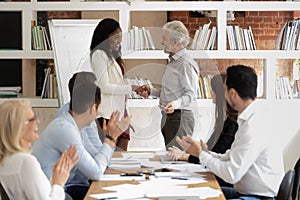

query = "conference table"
84;152;226;200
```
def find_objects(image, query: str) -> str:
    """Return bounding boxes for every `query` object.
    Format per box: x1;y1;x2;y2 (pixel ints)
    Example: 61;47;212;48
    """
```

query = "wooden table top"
84;152;226;200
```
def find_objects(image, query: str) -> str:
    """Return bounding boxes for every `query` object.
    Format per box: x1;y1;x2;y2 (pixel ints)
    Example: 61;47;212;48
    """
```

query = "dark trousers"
65;185;89;200
161;109;194;149
221;187;275;200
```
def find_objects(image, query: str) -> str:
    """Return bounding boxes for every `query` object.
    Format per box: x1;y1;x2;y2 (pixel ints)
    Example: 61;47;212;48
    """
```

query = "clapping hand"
52;145;79;187
176;135;201;158
167;146;189;161
102;111;132;141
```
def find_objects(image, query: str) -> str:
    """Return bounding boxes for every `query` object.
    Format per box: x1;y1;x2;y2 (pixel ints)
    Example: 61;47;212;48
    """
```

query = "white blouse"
0;152;65;200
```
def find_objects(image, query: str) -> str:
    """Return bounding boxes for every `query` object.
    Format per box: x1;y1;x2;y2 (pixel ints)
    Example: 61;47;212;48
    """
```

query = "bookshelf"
0;1;299;168
0;1;300;103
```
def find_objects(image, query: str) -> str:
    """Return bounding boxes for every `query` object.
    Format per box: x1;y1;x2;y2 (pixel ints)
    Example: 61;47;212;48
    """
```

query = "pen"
171;177;189;180
120;173;143;176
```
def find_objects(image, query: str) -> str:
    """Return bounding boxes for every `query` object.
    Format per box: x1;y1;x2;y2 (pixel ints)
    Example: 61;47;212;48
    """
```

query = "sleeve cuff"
172;100;181;109
51;184;65;198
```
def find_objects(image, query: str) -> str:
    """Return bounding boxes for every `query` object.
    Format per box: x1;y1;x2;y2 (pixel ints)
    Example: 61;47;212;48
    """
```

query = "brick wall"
169;9;298;79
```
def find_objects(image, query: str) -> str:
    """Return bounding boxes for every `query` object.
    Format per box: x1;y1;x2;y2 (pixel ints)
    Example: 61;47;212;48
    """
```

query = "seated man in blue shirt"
32;78;132;200
54;72;105;199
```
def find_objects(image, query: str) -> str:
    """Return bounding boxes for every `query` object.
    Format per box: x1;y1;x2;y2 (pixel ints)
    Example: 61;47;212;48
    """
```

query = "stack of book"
226;25;256;50
0;87;21;98
275;76;293;99
293;79;300;99
41;68;57;99
275;19;300;50
190;21;217;50
31;20;52;50
197;76;212;99
125;77;155;99
122;26;155;53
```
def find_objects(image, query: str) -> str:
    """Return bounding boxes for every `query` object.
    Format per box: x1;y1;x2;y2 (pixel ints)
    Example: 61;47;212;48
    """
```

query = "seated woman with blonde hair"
0;100;78;200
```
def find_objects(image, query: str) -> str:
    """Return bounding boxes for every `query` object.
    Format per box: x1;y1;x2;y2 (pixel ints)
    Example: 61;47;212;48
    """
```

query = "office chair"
0;182;10;200
292;158;300;200
277;169;295;200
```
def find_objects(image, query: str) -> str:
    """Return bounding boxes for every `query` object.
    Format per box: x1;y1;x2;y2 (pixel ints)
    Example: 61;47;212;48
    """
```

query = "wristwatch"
105;134;116;143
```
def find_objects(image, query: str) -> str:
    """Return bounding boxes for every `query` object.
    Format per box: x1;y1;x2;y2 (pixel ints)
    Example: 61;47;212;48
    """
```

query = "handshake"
133;85;151;99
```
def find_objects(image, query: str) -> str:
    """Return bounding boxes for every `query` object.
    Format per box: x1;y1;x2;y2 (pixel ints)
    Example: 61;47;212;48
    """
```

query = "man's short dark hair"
68;72;97;96
226;65;257;100
70;82;101;114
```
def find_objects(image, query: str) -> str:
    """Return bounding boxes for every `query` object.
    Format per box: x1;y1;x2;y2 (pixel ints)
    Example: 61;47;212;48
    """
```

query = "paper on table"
121;152;156;159
146;186;221;199
154;172;192;178
167;163;209;172
100;174;146;181
89;192;118;199
109;158;142;170
102;183;146;200
139;160;170;169
109;163;141;171
127;147;165;152
111;157;140;163
148;175;207;185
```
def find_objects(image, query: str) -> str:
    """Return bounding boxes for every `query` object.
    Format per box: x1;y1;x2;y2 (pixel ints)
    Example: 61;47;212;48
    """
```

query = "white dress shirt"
200;100;284;197
0;152;65;200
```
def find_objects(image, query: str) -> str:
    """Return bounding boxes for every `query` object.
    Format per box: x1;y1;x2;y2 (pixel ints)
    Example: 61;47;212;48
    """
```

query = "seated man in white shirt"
176;65;284;200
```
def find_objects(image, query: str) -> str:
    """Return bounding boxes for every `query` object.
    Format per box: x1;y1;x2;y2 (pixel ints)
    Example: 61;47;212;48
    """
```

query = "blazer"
91;50;131;119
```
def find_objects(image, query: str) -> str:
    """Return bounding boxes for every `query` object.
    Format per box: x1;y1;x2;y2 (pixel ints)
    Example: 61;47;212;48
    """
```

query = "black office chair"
292;158;300;200
277;169;295;200
0;182;10;200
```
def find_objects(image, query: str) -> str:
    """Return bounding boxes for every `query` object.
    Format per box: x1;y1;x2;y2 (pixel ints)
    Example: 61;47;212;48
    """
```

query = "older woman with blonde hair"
0;99;78;200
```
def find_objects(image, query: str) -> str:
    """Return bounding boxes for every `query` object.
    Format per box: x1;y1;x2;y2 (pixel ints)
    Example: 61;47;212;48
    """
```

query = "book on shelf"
190;21;216;50
275;76;293;99
0;86;21;98
293;80;300;98
122;26;155;53
275;19;300;50
31;24;52;50
226;26;256;50
40;68;57;99
197;76;212;99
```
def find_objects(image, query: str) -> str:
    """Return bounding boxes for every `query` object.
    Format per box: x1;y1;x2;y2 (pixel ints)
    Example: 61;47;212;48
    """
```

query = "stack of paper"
0;87;21;98
109;158;142;171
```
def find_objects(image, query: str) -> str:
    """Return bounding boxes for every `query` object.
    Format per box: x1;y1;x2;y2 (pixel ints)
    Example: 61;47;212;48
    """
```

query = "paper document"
154;172;192;178
109;158;142;171
166;163;209;172
121;152;156;159
146;186;221;199
93;177;217;199
100;174;146;181
89;192;118;199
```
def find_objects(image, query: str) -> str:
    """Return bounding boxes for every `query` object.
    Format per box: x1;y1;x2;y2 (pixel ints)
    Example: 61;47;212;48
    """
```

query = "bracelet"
105;135;116;143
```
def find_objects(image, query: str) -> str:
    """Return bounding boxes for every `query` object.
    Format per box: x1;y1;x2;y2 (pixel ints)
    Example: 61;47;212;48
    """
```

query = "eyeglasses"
25;112;38;124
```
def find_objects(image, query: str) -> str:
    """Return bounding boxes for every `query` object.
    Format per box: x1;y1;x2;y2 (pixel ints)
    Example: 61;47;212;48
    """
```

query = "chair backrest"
0;182;10;200
277;169;295;200
292;158;300;200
